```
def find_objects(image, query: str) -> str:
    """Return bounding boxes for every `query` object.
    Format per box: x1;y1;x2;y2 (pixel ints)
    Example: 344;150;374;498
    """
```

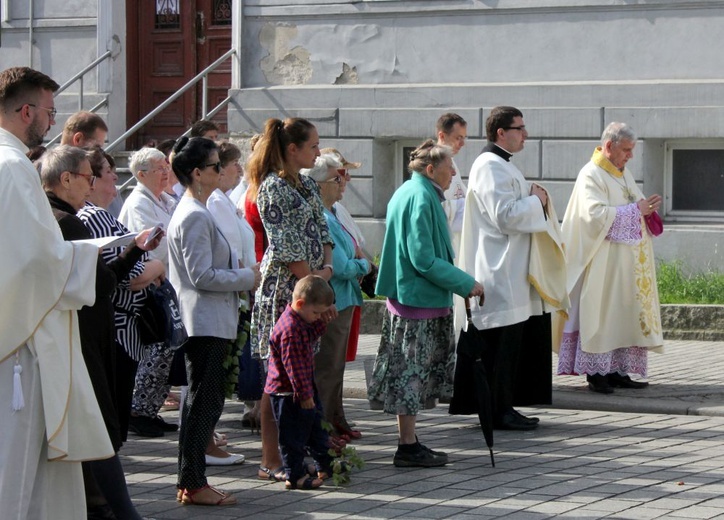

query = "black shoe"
129;415;164;437
87;504;117;520
607;372;649;389
152;415;178;432
415;436;449;461
494;410;539;431
511;408;539;425
587;374;614;394
393;442;448;467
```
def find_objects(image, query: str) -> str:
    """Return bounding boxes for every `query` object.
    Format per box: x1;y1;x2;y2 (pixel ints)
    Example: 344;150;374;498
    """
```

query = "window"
397;140;420;185
665;140;724;220
155;0;180;30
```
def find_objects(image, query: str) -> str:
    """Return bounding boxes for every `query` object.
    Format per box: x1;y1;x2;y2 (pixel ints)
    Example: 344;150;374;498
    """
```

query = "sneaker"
393;443;448;468
153;415;179;432
129;415;164;438
415;437;449;462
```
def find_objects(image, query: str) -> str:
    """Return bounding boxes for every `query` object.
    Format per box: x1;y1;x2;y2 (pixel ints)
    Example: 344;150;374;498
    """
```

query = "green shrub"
657;260;724;304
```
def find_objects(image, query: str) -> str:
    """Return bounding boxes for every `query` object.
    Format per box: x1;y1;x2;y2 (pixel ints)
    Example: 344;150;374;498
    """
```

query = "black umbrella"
449;296;495;467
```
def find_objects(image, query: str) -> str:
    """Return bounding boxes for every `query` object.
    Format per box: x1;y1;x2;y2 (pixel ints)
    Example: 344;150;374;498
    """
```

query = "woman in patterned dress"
247;117;336;481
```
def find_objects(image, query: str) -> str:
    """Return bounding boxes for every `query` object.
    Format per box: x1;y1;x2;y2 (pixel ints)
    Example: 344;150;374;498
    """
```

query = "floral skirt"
367;310;455;416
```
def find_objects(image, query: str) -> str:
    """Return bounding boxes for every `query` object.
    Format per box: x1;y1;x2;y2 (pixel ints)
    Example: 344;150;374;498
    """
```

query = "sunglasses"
204;162;221;173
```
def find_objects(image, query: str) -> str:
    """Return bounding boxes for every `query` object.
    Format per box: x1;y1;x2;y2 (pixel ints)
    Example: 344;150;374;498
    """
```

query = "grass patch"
657;260;724;304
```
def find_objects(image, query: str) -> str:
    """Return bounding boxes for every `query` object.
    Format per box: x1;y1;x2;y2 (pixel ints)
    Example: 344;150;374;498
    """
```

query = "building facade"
3;0;724;269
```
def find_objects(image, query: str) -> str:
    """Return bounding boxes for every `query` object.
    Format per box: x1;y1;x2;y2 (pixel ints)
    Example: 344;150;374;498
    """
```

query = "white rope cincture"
12;352;25;412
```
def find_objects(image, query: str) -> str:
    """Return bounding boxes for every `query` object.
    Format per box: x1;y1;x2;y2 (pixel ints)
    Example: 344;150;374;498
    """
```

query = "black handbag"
359;262;378;299
137;279;188;349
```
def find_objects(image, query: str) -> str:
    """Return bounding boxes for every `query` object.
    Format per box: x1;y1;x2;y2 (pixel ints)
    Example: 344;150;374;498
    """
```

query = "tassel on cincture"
12;356;24;412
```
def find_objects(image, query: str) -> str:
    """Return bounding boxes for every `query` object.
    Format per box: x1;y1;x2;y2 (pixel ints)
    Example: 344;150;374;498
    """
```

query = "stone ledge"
360;301;724;341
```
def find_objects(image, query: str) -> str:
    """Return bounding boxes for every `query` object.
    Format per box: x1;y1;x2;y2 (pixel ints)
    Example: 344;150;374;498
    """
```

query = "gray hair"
40;145;88;190
129;147;167;178
408;139;453;175
601;122;636;145
300;153;343;182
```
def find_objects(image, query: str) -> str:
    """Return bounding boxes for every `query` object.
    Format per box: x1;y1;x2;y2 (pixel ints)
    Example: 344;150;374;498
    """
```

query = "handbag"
359;262;378;299
136;279;188;349
645;211;664;237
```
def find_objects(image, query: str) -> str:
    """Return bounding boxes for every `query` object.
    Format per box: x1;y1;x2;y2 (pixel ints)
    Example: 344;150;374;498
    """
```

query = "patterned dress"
250;172;332;359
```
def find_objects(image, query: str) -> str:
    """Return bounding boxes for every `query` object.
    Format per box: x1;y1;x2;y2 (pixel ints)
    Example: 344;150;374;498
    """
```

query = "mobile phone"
143;223;164;247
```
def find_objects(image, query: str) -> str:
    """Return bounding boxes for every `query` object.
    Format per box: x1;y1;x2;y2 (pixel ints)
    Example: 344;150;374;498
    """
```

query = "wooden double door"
126;0;232;147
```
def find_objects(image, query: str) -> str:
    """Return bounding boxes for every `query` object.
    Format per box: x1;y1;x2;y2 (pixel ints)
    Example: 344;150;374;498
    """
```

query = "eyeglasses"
204;162;221;173
504;125;526;131
15;103;57;120
320;176;343;184
71;172;96;187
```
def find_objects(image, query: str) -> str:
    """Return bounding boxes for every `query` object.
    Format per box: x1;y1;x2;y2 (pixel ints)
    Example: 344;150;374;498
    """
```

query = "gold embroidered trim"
634;239;661;337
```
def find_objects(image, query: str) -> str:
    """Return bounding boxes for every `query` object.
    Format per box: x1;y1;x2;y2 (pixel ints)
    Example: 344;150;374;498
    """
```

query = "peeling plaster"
334;63;358;85
259;22;312;85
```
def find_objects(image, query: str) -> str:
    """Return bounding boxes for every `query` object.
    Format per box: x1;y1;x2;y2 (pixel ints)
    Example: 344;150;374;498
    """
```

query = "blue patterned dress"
250;172;332;359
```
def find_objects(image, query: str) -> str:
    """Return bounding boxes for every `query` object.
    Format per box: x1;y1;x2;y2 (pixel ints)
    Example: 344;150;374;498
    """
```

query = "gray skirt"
367;309;455;416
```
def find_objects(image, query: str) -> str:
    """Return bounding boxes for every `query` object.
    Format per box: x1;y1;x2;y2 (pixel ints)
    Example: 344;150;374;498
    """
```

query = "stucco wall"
0;0;125;141
230;1;724;269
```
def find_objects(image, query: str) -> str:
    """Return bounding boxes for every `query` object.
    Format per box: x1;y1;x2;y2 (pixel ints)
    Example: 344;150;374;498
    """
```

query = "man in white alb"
0;66;113;520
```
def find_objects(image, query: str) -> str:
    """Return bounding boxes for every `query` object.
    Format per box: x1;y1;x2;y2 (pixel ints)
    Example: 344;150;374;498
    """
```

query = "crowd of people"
0;65;665;518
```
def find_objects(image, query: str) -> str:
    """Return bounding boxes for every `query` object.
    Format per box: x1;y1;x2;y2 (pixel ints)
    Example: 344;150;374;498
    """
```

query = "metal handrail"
117;94;233;193
106;48;236;153
56;50;113;97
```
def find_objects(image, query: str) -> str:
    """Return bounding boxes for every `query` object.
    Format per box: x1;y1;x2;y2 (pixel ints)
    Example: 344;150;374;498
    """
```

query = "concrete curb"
360;300;724;340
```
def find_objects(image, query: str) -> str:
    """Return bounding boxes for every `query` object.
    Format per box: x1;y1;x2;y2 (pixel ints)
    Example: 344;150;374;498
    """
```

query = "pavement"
125;336;724;519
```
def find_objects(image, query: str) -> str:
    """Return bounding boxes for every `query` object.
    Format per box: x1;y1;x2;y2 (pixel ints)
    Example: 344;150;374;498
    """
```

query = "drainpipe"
28;0;34;67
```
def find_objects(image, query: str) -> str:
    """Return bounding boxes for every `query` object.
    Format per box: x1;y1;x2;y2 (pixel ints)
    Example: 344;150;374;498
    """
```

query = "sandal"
285;475;323;490
176;488;184;502
258;466;286;482
181;485;237;506
213;431;227;447
318;461;350;481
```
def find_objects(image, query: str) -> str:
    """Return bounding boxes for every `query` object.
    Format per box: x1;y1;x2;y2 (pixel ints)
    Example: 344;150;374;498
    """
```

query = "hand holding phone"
143;223;164;248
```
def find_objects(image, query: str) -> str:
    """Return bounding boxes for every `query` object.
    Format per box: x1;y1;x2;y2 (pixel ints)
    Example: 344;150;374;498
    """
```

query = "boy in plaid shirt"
265;275;336;490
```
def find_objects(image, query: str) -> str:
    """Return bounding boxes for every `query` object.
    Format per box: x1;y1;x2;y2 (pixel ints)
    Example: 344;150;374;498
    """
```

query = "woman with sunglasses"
167;137;260;506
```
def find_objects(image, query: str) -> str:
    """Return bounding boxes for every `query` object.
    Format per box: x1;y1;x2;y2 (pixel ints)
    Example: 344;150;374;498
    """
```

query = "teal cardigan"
376;172;475;308
324;207;369;311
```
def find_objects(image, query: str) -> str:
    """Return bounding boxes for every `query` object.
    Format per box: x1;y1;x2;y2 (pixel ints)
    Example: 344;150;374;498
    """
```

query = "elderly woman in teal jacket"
302;153;370;443
368;139;484;469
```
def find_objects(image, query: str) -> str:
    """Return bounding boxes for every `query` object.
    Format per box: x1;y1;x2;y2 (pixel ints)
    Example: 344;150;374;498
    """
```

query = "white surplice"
457;150;548;332
0;127;113;519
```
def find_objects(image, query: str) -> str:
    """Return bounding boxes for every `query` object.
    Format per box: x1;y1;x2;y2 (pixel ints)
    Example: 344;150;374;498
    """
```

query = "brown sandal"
181;485;237;506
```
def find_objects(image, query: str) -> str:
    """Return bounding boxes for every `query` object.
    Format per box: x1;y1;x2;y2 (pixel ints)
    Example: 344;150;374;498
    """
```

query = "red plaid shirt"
264;305;326;402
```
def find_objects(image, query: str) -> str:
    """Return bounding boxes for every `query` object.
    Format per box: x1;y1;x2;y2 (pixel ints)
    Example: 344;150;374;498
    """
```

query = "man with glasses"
0;66;114;518
456;106;552;431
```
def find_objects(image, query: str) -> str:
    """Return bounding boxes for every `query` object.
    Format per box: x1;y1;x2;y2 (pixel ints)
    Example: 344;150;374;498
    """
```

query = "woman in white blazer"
167;137;260;507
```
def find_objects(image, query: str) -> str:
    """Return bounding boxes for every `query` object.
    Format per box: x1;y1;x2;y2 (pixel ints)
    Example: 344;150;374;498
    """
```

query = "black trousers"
177;337;228;491
478;313;552;421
